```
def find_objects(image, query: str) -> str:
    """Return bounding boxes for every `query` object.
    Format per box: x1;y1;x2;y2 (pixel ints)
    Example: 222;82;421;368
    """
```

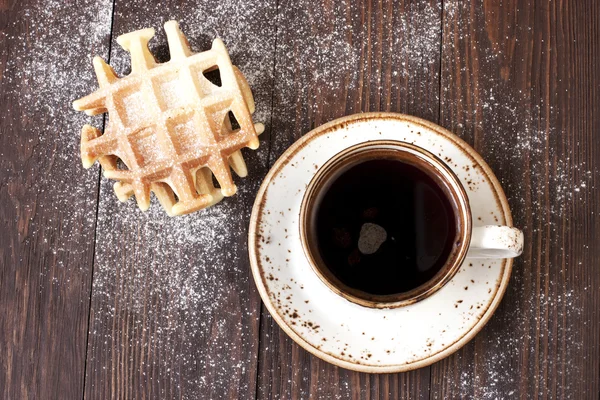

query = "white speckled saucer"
248;113;514;373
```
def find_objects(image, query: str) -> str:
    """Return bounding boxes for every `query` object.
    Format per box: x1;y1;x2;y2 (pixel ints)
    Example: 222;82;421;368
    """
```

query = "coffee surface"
314;158;457;296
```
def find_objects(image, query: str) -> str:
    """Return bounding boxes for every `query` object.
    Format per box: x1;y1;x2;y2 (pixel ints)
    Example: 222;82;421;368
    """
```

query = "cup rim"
299;140;472;309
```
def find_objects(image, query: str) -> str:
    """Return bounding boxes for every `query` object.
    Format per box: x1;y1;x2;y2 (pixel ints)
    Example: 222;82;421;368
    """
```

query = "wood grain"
257;0;441;398
1;0;599;399
82;1;277;399
431;0;600;398
0;1;112;399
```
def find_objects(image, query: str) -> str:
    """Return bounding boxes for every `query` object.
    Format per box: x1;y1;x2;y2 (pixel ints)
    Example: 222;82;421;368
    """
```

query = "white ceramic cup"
300;140;523;309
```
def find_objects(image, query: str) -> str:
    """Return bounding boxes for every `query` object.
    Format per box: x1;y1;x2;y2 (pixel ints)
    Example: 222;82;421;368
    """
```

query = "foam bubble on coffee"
358;222;387;255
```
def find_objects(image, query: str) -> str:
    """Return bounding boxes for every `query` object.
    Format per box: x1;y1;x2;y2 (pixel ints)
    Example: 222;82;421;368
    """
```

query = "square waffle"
73;21;264;216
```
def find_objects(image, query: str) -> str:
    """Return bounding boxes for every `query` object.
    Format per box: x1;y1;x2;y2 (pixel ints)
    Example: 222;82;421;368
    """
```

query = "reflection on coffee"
313;157;458;296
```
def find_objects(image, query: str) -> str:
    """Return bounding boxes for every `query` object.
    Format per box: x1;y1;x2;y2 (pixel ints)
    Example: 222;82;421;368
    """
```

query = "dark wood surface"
1;0;598;399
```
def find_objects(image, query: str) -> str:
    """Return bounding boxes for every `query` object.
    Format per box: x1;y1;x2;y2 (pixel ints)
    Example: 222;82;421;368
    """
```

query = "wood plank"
0;1;113;399
257;0;442;398
431;0;600;398
83;1;277;398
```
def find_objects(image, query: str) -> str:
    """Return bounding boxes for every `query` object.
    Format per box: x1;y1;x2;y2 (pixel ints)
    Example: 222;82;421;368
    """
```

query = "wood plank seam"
81;2;117;399
254;0;281;397
263;0;282;173
429;0;445;397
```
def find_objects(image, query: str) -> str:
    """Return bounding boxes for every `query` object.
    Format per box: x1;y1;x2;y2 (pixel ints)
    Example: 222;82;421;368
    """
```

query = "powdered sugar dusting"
83;1;276;397
441;1;595;217
0;0;112;271
75;21;265;216
106;3;276;125
446;286;586;399
0;0;272;397
268;0;442;158
436;1;594;398
87;173;265;397
2;0;596;397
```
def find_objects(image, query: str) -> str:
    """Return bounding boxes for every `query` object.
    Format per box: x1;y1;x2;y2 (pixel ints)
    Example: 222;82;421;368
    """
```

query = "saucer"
248;113;514;373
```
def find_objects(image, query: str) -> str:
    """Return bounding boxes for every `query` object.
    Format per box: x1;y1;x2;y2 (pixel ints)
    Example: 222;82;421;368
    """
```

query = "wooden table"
2;0;599;398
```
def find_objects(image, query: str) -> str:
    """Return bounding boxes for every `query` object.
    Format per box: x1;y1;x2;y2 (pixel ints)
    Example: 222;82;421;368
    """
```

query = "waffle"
73;21;264;216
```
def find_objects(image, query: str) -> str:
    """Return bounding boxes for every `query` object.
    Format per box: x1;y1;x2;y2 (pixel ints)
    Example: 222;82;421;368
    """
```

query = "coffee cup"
300;140;523;309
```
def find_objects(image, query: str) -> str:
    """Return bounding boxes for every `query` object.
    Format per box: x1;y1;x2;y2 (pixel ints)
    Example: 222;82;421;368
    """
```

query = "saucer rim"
248;112;514;373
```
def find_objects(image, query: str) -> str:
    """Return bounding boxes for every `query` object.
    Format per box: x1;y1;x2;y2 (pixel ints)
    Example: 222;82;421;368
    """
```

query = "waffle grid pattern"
74;20;264;216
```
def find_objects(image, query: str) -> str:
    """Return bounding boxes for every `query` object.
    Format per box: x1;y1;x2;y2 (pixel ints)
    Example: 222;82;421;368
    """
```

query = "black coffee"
313;157;458;296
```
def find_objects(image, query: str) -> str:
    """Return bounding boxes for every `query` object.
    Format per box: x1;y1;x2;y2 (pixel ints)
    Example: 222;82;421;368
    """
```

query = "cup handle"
467;225;524;259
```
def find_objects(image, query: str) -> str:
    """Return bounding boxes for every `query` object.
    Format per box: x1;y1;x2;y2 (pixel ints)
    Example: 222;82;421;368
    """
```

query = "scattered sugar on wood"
1;0;596;398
